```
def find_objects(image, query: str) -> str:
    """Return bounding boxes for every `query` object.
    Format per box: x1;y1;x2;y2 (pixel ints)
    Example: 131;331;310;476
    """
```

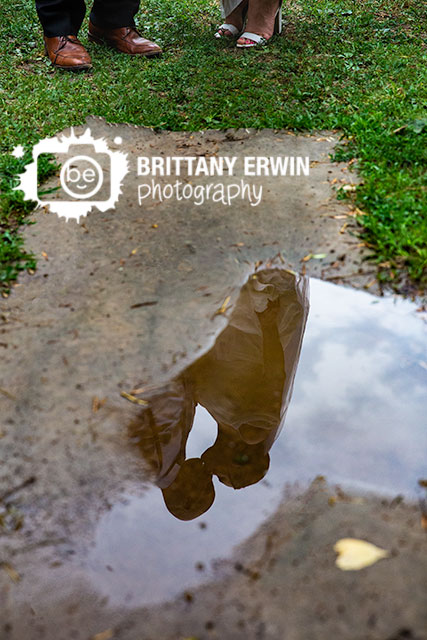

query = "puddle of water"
86;275;426;608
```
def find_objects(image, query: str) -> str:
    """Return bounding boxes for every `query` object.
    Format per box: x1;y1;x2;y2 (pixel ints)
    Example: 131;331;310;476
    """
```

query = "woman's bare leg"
239;0;280;41
217;0;248;36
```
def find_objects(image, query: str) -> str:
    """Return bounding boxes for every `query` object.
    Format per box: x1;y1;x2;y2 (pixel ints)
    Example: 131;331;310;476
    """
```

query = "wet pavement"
1;271;426;639
0;122;426;639
85;276;427;611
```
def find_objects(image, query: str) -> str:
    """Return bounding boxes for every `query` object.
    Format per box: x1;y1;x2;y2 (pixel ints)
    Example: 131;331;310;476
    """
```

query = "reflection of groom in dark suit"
36;0;161;72
130;269;309;521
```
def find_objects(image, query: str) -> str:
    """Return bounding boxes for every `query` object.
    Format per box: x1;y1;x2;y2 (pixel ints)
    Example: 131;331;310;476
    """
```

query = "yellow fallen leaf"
364;279;377;289
92;396;107;413
214;296;231;316
334;538;389;571
120;391;148;406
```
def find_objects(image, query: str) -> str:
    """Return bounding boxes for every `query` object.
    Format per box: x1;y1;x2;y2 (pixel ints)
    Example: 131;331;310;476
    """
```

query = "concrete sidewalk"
1;121;424;640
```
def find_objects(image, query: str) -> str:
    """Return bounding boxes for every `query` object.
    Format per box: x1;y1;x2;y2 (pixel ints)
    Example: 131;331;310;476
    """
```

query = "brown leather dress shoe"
88;22;162;57
44;35;92;71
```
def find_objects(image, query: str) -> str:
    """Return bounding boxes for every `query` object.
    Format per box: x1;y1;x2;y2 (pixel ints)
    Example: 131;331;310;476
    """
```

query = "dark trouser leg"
89;0;140;28
35;0;87;37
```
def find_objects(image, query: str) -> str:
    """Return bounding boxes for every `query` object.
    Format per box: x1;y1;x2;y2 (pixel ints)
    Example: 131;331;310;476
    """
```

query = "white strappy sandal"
236;3;282;48
236;31;268;47
214;23;241;39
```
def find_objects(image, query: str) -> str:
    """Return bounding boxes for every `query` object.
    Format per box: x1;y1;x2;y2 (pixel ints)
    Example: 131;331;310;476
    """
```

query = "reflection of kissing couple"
130;269;309;521
35;0;284;72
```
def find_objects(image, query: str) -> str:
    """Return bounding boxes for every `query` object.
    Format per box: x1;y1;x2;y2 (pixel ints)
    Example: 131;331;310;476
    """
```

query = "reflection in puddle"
129;269;309;520
87;276;426;607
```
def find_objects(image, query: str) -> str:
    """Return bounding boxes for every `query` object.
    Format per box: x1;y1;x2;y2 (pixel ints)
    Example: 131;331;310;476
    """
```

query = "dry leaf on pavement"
334;538;389;571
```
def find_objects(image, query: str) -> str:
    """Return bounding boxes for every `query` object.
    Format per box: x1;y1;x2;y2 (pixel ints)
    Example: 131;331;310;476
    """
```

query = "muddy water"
85;275;426;608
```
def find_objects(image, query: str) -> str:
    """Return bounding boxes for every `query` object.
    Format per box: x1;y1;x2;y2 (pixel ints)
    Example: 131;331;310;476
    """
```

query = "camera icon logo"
15;128;129;222
60;155;104;200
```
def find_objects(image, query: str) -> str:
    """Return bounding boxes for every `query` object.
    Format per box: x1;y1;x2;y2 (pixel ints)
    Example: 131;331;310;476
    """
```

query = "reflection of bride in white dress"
216;0;283;49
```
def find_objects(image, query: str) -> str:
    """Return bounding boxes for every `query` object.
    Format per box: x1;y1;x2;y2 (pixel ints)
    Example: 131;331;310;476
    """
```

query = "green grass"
0;0;426;294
